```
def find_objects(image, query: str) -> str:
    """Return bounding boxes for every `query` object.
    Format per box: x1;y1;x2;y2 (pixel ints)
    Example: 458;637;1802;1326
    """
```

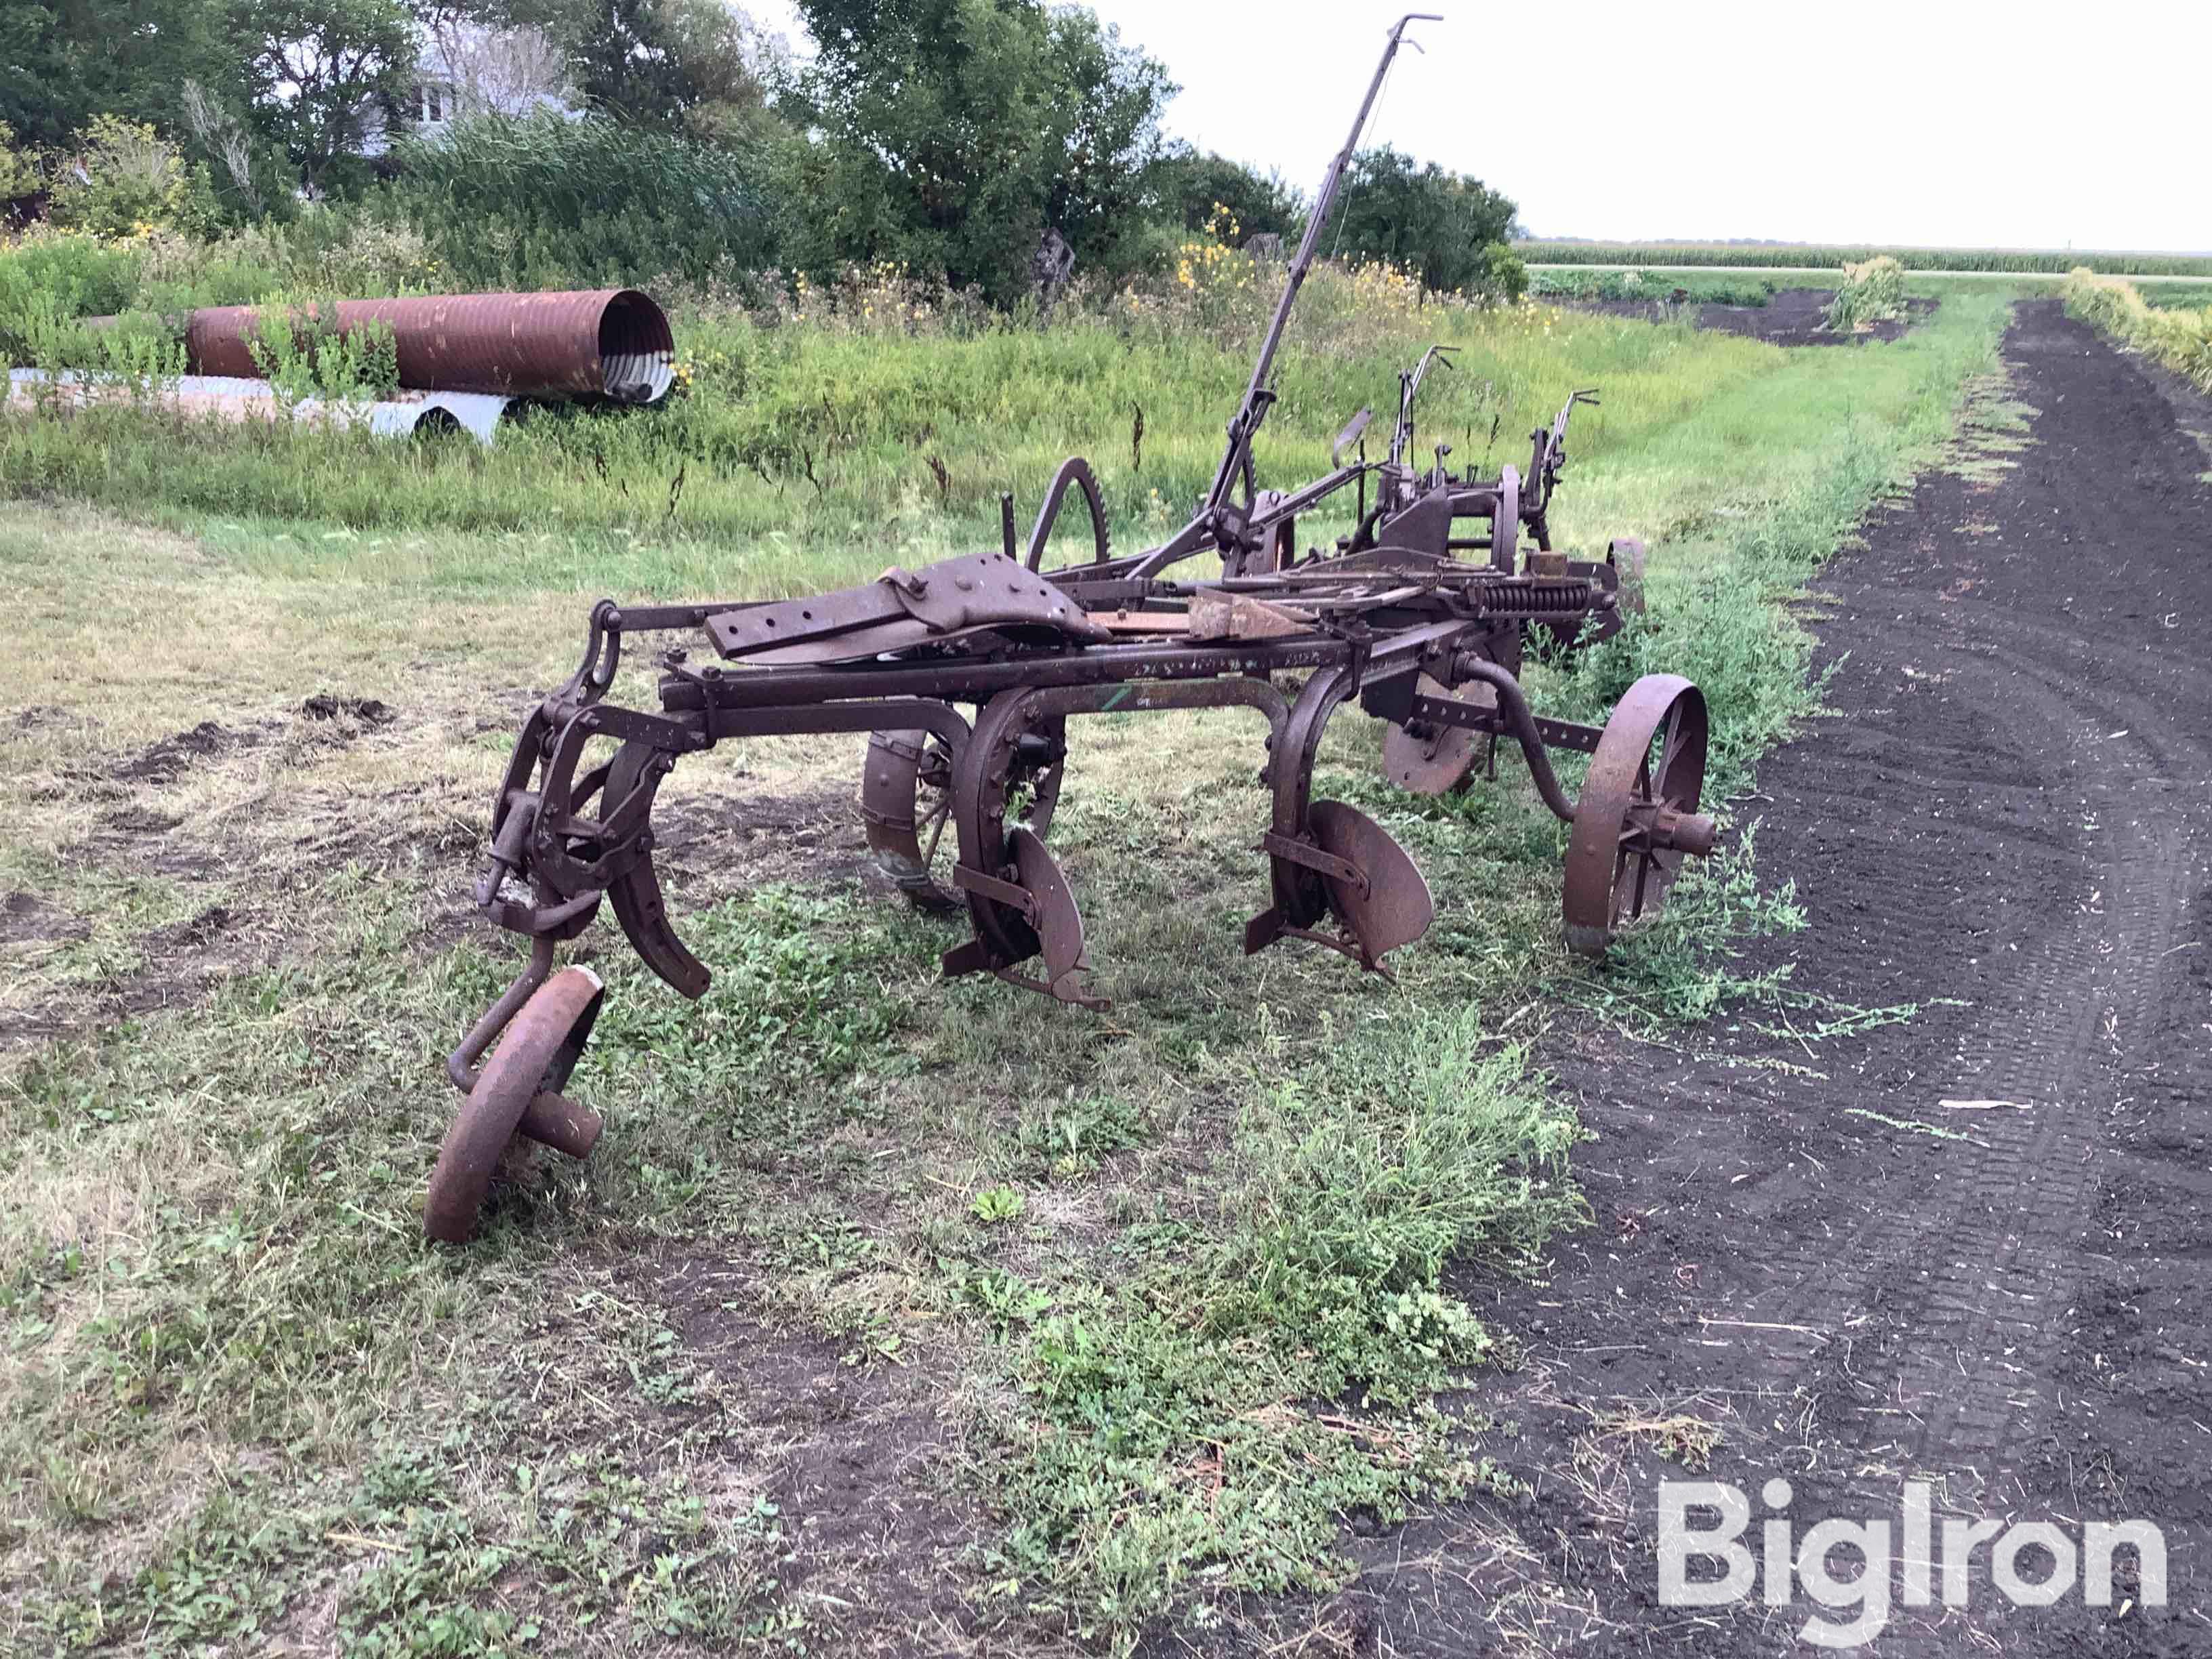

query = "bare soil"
1222;301;2211;1654
1576;287;1936;346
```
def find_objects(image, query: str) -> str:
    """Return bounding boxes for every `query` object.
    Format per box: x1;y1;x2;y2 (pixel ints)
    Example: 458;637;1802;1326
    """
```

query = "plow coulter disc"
1381;673;1490;796
426;966;606;1244
1309;799;1434;968
1563;674;1712;956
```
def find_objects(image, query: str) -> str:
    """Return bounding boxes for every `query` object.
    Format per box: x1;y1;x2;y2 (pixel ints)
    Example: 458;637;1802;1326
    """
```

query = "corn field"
1515;241;2212;278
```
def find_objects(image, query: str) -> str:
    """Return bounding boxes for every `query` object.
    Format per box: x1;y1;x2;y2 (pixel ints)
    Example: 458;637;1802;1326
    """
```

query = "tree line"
0;0;1523;304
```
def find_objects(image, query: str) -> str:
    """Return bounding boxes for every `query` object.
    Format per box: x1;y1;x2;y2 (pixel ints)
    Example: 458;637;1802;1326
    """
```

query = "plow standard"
426;14;1723;1241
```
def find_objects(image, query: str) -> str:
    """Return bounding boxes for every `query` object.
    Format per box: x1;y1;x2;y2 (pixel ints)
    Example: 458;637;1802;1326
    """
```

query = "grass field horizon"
1515;239;2212;278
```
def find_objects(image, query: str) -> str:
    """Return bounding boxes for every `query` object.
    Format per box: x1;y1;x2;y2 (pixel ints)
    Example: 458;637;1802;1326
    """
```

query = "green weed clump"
2064;267;2212;392
1823;255;1907;333
1531;268;1776;307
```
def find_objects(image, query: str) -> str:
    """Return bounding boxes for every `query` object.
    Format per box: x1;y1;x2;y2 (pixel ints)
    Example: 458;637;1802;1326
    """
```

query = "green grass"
1;263;1827;592
0;280;2013;1652
1530;268;1778;306
1516;240;2212;277
2142;280;2212;310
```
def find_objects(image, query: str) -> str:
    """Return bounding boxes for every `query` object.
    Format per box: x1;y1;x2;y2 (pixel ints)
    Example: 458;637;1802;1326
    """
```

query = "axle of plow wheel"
1365;654;1718;853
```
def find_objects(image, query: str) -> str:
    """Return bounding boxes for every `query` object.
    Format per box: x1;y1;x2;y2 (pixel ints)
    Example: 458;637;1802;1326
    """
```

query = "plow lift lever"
1203;13;1441;518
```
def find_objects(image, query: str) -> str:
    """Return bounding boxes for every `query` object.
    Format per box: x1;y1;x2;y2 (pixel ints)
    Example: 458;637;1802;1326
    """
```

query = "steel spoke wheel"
1563;674;1715;956
864;718;1063;914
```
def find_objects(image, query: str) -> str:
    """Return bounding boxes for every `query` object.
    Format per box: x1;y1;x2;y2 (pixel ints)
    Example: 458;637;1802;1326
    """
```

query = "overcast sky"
749;0;2207;252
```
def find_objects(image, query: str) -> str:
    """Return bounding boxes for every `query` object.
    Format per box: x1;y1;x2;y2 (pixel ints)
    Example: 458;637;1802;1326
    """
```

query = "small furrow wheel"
1562;674;1716;956
426;967;606;1243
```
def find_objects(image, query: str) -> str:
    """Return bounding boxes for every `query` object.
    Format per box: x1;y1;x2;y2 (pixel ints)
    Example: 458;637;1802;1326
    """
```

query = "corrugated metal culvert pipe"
173;289;677;403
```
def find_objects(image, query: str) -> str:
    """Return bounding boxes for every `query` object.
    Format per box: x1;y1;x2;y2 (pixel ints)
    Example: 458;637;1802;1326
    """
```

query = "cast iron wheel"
864;718;1064;913
425;966;605;1243
1562;674;1715;955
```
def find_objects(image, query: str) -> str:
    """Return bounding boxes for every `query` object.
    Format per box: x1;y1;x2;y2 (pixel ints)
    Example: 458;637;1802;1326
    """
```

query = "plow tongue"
1309;800;1434;970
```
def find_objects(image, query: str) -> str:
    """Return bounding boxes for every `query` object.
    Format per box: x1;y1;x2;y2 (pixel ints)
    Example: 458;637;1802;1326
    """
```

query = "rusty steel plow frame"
426;577;1720;1240
422;13;1732;1242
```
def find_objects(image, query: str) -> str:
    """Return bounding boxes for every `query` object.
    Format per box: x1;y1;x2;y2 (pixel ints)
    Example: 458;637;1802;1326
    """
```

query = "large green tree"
1153;148;1305;245
444;0;779;138
232;0;419;195
573;0;777;136
1332;146;1519;295
784;0;1174;300
0;0;241;148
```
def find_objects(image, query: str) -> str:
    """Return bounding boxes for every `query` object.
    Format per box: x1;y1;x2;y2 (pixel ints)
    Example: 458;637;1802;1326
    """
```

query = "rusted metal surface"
428;16;1742;1235
84;289;674;402
1562;675;1715;955
1382;672;1489;796
426;964;605;1242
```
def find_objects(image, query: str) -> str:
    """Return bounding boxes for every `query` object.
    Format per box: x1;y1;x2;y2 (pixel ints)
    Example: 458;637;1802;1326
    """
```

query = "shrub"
1823;255;1906;333
1332;147;1517;296
1153;150;1305;245
1477;241;1528;302
375;114;782;289
0;230;144;325
47;117;219;240
0;121;40;205
240;302;401;406
2064;268;2212;394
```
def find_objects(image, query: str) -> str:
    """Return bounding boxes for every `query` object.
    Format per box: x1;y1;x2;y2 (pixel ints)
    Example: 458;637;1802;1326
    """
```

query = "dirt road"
1301;303;2212;1654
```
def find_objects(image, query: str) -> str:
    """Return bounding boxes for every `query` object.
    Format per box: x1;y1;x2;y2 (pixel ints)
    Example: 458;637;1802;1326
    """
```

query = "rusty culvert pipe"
171;289;675;403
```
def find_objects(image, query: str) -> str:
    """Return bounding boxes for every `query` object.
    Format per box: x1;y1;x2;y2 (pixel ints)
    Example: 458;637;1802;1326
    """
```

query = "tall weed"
1824;255;1906;333
2064;267;2212;392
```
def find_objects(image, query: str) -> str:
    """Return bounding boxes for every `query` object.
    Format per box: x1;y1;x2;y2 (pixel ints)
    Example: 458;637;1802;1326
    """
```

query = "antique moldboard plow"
426;14;1720;1241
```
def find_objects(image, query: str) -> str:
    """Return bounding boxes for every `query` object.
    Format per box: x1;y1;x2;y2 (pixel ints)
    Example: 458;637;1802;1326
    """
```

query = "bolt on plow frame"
426;14;1723;1241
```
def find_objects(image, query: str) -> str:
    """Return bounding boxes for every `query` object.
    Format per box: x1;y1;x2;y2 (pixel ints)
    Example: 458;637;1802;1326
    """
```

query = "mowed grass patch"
0;292;2009;1652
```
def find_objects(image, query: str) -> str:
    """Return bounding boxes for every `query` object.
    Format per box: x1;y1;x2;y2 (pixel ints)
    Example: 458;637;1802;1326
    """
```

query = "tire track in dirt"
1238;301;2212;1656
